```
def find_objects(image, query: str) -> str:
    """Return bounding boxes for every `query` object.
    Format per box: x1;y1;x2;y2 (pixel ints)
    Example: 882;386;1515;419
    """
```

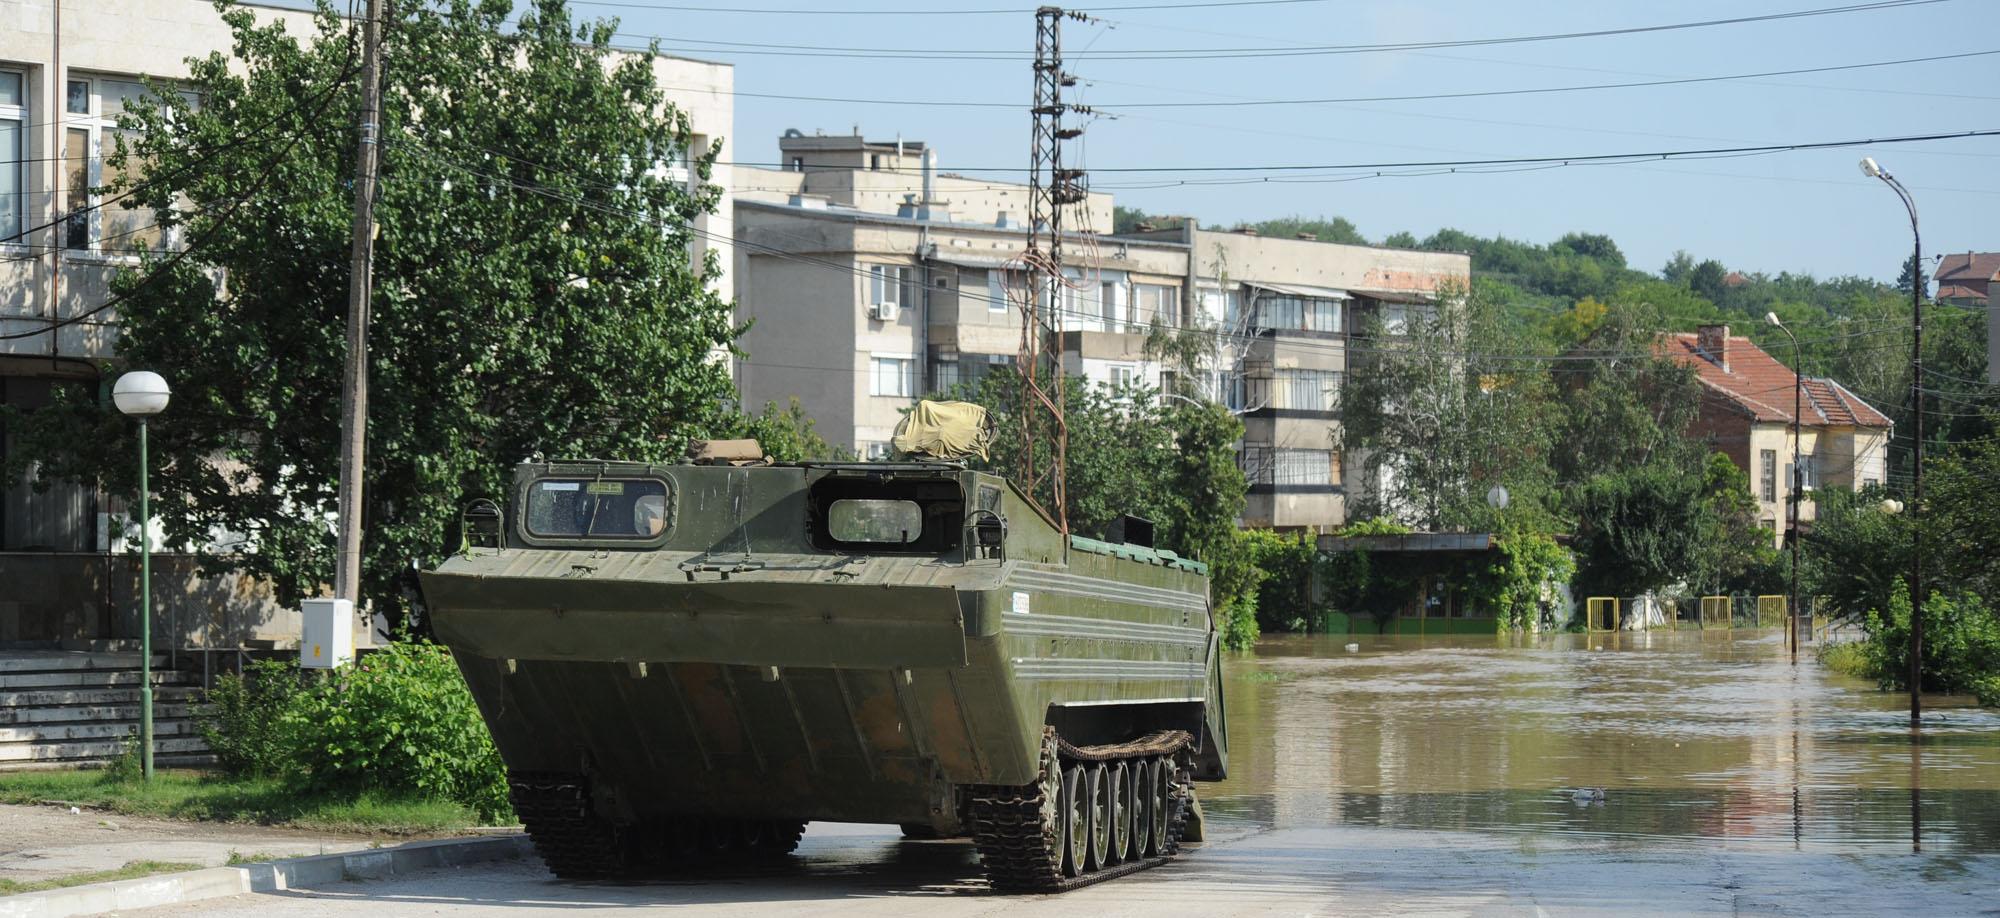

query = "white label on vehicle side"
539;482;580;491
1012;591;1031;615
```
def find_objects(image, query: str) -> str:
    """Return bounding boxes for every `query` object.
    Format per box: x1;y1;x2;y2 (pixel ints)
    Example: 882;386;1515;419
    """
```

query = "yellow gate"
1700;595;1730;630
1586;597;1619;632
1757;595;1787;629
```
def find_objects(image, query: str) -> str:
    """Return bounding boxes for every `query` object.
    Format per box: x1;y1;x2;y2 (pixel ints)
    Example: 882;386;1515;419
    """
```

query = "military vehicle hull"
422;460;1225;889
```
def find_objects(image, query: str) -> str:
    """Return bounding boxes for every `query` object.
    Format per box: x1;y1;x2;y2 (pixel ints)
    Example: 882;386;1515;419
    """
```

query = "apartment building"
1660;324;1893;547
737;133;1471;532
735;146;1180;459
1118;224;1471;530
0;1;736;646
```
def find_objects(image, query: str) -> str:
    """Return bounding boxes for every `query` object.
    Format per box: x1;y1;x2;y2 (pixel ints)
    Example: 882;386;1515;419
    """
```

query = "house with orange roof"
1933;252;1996;308
1658;325;1893;548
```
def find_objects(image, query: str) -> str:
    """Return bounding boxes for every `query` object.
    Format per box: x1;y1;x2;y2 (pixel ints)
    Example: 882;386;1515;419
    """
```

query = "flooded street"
1210;630;2000;853
132;630;2000;917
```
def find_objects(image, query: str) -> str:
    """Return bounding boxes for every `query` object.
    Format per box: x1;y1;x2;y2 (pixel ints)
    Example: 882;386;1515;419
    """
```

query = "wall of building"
734;250;862;448
1192;231;1471;296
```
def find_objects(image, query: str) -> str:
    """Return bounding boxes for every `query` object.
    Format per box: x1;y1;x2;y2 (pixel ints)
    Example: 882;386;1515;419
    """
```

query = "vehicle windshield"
827;499;922;543
525;478;670;539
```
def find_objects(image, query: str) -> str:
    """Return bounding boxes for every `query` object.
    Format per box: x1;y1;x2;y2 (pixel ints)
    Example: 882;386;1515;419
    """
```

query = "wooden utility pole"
335;0;384;605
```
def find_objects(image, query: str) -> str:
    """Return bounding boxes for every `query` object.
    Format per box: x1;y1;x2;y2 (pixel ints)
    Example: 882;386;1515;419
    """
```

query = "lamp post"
1766;312;1802;665
112;371;171;780
1861;155;1924;727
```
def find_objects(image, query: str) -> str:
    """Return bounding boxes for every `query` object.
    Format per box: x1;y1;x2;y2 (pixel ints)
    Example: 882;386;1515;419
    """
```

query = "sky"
543;0;2000;284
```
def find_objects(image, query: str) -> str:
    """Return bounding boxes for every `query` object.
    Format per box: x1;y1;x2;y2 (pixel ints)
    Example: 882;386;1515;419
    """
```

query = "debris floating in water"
1345;643;1361;653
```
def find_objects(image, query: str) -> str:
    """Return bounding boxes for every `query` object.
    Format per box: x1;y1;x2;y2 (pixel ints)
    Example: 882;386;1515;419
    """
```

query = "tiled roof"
1935;252;2000;282
1937;283;1988;302
1658;332;1892;428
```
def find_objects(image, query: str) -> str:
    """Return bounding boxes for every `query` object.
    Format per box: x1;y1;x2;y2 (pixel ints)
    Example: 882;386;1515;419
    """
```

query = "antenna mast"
1020;6;1090;537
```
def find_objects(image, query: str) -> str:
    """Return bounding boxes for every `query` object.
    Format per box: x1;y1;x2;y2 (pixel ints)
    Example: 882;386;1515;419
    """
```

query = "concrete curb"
0;834;533;918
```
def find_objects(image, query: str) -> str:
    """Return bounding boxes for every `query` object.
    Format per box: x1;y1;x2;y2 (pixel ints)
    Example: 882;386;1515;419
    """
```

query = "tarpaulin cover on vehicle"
892;400;992;461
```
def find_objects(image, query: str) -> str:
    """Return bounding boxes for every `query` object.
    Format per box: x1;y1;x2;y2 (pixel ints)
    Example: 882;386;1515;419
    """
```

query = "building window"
1254;294;1342;333
0;71;24;244
61;76;166;253
863;441;894;460
870;355;916;397
868;264;907;309
870;153;881;171
1239;444;1334;486
930;358;960;393
790;156;804;172
1134;283;1178;329
1863;477;1879;489
1760;449;1777;502
1107;364;1139;388
1273;449;1334;486
1276;368;1342;412
1100;281;1121;329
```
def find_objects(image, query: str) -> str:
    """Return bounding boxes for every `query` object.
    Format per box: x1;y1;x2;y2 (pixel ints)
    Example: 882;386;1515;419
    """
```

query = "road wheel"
1086;762;1111;871
1144;760;1160;860
1061;762;1088;877
1111;761;1136;863
1149;756;1172;854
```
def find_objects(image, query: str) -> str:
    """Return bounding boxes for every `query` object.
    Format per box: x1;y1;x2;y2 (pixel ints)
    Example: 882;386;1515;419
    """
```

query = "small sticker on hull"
1012;591;1031;615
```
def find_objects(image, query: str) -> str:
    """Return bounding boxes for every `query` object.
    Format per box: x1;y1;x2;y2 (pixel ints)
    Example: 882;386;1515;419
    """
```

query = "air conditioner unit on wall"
869;302;900;322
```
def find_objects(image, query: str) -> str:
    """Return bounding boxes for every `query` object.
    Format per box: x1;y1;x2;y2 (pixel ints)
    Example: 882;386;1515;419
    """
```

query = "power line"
393;135;1989;371
635;47;1996;100
572;0;1331;14
584;0;1948;59
711;128;2000;176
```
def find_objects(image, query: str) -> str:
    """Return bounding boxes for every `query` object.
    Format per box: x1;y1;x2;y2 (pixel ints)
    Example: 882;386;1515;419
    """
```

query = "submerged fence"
1580;593;1823;633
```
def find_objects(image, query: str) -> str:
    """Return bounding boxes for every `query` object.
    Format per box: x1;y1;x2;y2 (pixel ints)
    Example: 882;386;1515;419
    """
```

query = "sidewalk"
0;802;372;888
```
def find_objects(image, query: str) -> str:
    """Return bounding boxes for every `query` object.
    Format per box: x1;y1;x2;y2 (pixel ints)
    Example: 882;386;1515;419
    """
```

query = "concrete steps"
0;651;211;771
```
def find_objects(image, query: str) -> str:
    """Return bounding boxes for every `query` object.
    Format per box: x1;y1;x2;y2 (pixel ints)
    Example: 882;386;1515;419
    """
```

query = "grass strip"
0;769;484;836
0;860;204;896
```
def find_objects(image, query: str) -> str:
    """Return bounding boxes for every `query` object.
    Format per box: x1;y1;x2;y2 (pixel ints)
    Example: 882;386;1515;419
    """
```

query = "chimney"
1696;324;1730;371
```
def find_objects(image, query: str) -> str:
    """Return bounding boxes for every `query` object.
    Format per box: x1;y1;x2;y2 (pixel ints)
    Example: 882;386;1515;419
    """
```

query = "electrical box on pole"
301;598;356;669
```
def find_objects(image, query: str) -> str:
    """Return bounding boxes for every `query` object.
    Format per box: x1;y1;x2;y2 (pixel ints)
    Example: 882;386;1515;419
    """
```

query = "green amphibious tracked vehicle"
420;425;1227;891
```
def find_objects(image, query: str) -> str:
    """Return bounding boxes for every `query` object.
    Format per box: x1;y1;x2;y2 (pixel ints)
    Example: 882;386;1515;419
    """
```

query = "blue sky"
560;0;1997;285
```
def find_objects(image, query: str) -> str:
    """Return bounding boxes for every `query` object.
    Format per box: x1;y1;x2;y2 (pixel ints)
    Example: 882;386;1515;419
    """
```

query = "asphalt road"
124;819;2000;917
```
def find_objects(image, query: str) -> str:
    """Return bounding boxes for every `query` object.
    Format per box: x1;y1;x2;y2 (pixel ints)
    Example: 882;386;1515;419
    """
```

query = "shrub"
1851;581;2000;700
282;641;510;821
197;658;304;777
1219;593;1260;650
198;642;510;821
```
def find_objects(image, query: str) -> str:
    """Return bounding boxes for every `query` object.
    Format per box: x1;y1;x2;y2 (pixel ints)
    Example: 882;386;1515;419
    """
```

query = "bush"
198;642;510;821
197;658;304;777
283;642;510;821
1851;581;2000;700
1219;593;1260;650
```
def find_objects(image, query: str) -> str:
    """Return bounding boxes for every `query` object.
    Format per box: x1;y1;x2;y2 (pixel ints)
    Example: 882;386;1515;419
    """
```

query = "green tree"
5;0;739;624
1343;283;1556;531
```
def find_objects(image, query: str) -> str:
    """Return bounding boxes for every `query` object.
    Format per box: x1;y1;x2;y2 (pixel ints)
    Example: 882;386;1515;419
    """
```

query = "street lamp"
112;370;170;781
1861;155;1925;727
1765;311;1802;665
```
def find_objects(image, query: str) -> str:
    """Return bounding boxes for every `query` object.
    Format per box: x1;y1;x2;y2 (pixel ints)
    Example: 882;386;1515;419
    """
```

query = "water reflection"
1209;631;2000;853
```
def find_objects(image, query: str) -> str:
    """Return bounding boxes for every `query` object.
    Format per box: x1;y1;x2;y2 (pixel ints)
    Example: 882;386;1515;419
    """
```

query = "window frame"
61;74;174;256
868;263;907;309
1760;449;1777;502
0;68;24;247
869;353;917;398
513;473;677;549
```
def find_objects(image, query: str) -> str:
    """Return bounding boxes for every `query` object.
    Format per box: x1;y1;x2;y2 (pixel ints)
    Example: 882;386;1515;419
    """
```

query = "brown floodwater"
1204;630;2000;853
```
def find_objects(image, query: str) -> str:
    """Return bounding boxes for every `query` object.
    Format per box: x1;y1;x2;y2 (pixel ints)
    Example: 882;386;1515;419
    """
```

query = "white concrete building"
734;130;1471;534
